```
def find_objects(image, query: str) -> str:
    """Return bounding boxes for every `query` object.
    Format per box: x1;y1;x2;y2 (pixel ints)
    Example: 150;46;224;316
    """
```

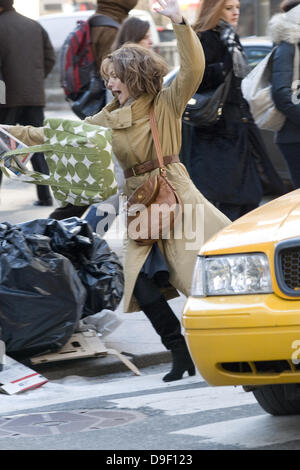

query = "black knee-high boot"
134;272;195;382
140;296;195;382
163;342;195;382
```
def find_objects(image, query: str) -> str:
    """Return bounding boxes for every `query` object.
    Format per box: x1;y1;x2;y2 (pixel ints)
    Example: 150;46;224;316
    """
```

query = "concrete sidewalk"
0;176;187;380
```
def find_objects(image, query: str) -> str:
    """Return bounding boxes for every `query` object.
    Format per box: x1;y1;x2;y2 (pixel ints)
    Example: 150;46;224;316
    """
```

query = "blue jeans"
84;193;120;235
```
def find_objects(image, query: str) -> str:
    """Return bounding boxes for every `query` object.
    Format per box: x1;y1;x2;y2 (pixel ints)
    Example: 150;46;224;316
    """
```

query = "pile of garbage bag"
0;218;124;359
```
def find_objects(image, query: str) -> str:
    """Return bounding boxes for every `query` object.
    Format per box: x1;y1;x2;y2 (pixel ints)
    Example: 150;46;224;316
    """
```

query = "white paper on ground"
0;355;48;395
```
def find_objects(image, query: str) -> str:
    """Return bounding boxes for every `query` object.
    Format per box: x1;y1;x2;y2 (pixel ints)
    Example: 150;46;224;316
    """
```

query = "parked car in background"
183;189;300;416
163;36;292;190
242;36;273;70
38;9;160;51
157;25;175;42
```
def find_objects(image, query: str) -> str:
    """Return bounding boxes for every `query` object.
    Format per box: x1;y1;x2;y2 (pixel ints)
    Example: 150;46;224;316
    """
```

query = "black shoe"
163;343;196;382
49;203;89;220
34;199;53;207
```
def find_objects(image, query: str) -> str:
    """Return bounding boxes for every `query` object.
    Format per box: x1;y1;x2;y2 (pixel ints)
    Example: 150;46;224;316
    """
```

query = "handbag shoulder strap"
2;143;54;158
149;105;164;170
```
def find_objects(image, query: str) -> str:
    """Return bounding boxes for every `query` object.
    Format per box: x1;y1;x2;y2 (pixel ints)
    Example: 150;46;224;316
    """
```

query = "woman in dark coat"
188;0;286;221
268;2;300;188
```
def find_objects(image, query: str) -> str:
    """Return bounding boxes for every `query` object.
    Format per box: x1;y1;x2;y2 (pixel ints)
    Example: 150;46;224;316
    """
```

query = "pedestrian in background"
267;1;300;189
2;0;230;383
91;0;138;74
0;0;56;207
50;0;138;221
112;16;153;51
188;0;285;221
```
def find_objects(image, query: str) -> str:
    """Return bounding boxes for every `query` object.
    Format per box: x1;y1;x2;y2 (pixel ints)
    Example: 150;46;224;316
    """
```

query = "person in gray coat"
268;1;300;188
0;0;56;206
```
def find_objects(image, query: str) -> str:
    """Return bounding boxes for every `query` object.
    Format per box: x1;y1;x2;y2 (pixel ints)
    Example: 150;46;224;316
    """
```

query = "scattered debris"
30;330;141;376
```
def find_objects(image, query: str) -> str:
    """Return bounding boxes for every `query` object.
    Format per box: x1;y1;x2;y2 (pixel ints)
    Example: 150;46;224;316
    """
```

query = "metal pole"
255;0;271;36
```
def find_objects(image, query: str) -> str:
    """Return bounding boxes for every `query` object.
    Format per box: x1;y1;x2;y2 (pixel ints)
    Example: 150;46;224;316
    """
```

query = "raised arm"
154;0;205;116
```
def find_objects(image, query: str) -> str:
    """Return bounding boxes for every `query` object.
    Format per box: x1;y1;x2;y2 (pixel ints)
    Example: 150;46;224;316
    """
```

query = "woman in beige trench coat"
1;0;230;382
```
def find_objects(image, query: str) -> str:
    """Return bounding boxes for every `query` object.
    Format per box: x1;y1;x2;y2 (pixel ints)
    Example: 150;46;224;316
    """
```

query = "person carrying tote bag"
187;0;286;222
1;0;230;383
267;2;300;189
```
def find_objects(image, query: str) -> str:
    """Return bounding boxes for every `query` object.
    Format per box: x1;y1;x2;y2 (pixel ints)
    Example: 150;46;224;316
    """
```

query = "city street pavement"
0;169;186;381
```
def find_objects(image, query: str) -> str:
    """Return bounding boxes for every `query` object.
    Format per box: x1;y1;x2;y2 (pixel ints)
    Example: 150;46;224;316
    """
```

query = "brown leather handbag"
126;106;182;246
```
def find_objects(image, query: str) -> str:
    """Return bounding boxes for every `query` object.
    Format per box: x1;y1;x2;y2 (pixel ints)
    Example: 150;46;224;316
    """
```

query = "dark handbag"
182;72;232;127
126;106;182;246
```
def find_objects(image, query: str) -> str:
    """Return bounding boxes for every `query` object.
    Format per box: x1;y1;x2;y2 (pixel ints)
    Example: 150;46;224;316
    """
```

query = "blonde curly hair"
101;44;169;99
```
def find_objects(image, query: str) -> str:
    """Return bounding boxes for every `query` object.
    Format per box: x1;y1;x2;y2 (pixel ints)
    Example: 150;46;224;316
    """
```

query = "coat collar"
267;11;300;45
103;94;154;129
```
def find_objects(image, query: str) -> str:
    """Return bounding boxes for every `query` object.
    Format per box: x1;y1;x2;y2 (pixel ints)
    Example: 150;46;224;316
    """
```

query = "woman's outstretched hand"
151;0;183;24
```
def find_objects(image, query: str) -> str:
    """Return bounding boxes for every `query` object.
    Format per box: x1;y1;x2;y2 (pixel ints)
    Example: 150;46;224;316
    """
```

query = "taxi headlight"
191;253;272;296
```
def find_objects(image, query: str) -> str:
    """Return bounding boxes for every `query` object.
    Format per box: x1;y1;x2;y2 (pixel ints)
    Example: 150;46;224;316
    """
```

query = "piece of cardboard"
0;355;48;395
30;331;141;376
30;331;108;364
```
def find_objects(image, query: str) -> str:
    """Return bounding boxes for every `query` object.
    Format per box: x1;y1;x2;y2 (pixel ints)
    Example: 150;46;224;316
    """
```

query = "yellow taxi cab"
183;189;300;415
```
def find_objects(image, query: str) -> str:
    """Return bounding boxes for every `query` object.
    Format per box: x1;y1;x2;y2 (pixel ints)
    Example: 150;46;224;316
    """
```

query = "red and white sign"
0;355;48;395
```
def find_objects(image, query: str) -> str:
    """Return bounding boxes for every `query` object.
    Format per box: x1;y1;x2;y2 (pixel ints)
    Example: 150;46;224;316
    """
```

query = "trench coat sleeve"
271;42;300;125
163;22;205;117
2;126;45;146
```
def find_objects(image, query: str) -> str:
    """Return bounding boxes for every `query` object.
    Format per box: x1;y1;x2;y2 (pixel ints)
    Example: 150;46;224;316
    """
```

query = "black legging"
133;272;185;351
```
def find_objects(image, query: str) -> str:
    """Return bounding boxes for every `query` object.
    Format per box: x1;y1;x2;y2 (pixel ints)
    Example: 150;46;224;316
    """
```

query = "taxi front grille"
275;240;300;297
281;248;300;290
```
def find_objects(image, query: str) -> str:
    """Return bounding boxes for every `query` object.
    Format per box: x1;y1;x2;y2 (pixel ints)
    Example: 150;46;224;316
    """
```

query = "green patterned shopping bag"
0;119;118;207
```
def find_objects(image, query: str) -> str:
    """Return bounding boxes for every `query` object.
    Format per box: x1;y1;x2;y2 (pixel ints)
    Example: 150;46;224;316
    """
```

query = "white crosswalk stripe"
171;414;300;448
110;384;257;416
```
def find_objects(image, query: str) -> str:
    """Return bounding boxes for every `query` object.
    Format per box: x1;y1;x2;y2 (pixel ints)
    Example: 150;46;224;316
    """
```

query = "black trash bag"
0;222;86;359
18;217;124;317
76;232;124;317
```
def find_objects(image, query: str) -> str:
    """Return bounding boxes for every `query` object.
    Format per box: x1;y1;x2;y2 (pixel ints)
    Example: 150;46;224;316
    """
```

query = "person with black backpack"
91;0;138;76
267;1;300;189
61;0;139;121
